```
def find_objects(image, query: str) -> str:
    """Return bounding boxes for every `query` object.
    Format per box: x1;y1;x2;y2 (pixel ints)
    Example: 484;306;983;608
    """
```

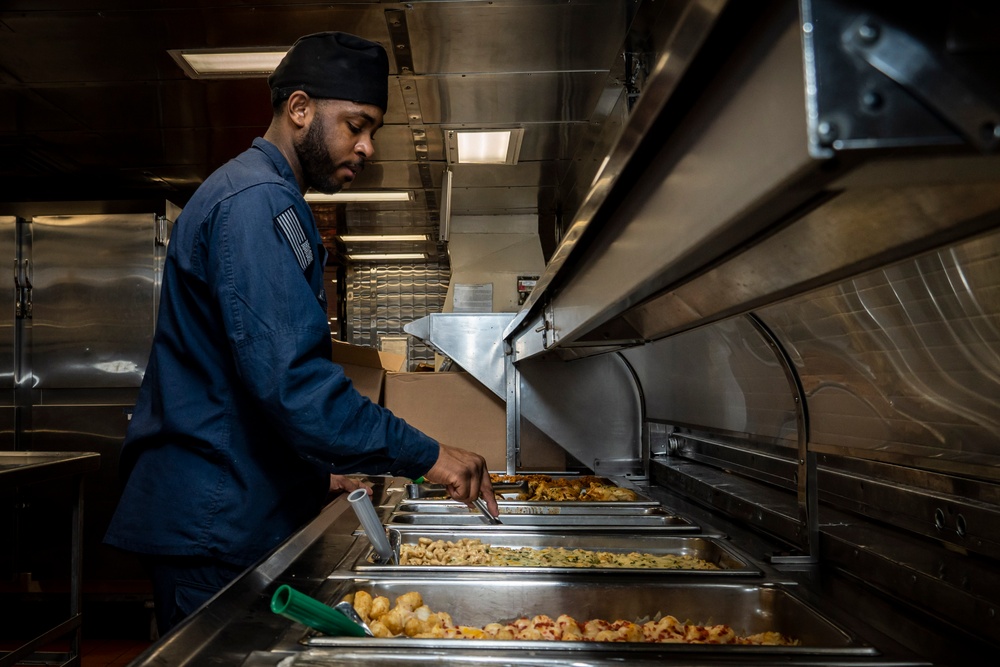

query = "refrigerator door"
0;216;15;449
30;214;158;389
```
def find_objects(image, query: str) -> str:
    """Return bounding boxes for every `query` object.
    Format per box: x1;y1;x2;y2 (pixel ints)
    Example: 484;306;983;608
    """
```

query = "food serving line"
122;472;925;666
116;3;1000;661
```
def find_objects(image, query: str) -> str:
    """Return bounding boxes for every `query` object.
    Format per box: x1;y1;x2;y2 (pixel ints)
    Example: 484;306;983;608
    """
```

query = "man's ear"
286;91;312;128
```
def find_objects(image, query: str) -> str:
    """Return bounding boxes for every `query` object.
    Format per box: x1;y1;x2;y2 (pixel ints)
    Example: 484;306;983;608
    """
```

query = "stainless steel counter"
0;451;101;667
0;451;100;485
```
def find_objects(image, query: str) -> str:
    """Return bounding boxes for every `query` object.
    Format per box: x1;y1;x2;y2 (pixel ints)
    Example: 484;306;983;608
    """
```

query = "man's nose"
356;135;375;159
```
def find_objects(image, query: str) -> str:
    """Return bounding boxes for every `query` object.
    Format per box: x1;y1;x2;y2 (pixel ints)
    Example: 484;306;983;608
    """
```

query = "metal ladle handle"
348;489;395;563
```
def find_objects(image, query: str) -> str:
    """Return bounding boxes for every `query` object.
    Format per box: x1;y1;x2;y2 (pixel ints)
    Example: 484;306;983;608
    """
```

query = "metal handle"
472;497;502;525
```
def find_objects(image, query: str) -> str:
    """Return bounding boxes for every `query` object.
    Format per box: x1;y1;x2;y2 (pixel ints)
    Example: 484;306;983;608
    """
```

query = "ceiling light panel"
169;49;287;79
445;128;524;164
347;253;426;261
339;234;429;242
458;131;509;163
305;191;412;203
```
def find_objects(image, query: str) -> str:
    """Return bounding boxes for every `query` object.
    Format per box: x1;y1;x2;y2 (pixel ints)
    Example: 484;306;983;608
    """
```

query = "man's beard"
294;112;344;195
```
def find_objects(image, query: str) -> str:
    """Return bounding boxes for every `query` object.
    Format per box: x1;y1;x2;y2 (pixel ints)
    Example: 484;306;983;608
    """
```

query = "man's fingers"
447;478;480;505
425;442;493;506
479;470;499;515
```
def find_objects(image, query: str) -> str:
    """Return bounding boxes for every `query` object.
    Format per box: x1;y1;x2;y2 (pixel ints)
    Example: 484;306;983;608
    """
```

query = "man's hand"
329;474;371;496
423;443;498;516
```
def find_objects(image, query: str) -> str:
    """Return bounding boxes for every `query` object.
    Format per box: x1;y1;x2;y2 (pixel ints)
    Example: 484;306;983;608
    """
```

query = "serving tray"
352;529;761;576
305;577;877;656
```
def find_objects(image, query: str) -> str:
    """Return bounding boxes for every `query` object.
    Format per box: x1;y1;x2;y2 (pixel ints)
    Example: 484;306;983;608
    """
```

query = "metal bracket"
802;0;1000;155
384;9;414;75
841;14;1000;153
504;345;521;475
154;215;169;247
14;258;32;320
540;303;555;349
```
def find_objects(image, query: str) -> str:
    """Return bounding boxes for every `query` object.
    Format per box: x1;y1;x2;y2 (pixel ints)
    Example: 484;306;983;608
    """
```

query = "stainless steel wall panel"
759;229;1000;479
450;186;548;216
518;353;643;475
406;1;629;75
623;318;798;447
350;163;437;192
30;214;158;389
415;72;609;125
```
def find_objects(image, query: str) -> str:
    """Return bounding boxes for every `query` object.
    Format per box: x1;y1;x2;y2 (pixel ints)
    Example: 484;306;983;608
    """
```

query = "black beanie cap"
268;31;389;112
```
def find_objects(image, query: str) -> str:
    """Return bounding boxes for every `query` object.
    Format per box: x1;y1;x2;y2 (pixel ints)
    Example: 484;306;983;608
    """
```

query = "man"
105;31;497;634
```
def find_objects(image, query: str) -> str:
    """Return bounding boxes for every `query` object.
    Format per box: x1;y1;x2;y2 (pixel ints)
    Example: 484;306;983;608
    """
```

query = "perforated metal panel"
346;263;449;369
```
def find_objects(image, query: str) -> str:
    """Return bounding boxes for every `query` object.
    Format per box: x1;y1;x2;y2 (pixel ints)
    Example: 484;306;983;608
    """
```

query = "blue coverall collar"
251;137;301;193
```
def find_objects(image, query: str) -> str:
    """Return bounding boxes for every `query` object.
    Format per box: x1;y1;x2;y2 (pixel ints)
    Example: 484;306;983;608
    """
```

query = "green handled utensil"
270;584;367;637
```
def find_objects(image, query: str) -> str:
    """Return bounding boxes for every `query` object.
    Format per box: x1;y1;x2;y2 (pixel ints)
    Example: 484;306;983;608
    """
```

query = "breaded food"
344;590;799;645
490;474;639;502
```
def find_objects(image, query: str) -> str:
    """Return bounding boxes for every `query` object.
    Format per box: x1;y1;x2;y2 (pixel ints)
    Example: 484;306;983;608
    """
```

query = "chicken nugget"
352;590;373;623
369;595;390;620
369;620;393;638
403;616;424;637
380;608;406;635
395;591;423;611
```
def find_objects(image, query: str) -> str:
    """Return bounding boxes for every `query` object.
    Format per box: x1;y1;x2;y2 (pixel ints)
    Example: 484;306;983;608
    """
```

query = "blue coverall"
105;137;438;571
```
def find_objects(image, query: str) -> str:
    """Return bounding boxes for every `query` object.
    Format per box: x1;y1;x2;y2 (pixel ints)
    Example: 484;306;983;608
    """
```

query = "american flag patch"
274;206;314;271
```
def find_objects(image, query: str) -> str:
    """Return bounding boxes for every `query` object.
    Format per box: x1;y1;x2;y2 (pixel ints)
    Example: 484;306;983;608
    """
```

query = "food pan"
352;529;761;575
306;578;876;655
385;509;698;530
468;473;659;507
395;501;668;515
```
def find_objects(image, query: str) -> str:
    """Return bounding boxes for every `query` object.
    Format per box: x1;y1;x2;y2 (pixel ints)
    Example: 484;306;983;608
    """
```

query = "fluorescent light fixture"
168;48;287;79
459;131;508;162
445;128;524;164
304;191;411;203
347;253;426;261
339;234;429;242
439;168;453;242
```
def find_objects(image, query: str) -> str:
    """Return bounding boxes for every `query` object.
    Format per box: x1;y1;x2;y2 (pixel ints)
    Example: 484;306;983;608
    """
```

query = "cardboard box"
384;371;566;470
330;340;405;405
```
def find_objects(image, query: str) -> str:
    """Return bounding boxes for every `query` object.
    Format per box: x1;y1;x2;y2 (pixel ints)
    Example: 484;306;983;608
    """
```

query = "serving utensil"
472;496;502;525
348;488;396;563
333;600;375;637
405;480;529;500
270;585;367;637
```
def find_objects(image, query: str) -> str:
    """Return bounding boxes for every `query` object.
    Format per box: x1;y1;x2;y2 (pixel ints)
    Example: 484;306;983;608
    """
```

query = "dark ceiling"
0;1;675;261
